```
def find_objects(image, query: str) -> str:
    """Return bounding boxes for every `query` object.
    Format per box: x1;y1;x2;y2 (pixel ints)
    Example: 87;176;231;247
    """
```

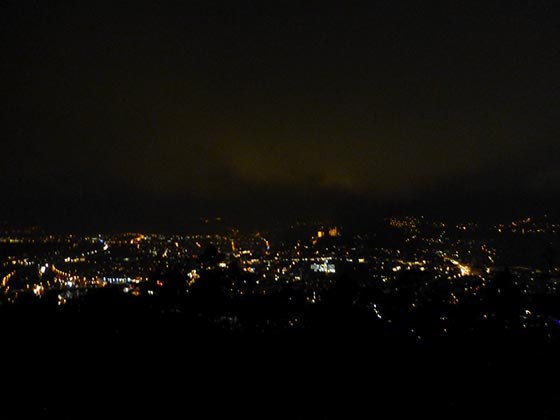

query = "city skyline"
1;212;560;417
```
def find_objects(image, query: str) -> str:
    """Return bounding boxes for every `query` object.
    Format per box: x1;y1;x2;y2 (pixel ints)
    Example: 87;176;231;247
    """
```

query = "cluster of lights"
1;270;15;288
310;260;336;273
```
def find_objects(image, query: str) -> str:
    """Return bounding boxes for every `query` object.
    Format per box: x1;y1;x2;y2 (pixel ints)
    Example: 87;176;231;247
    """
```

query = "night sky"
1;1;559;232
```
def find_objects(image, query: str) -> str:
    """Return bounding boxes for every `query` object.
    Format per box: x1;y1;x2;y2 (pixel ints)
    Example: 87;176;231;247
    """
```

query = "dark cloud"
1;1;559;231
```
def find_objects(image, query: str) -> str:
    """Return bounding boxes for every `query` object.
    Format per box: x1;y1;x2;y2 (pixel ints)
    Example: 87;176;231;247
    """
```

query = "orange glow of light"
328;227;339;237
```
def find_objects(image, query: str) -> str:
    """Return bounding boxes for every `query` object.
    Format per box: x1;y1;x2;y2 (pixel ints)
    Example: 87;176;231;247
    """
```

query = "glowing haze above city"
1;2;559;232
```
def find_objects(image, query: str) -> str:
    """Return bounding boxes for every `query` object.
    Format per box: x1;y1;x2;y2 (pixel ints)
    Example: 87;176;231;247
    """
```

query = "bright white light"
310;263;336;273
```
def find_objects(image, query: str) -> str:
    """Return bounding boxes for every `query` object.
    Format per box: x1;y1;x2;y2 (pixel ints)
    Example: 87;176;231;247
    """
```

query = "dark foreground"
1;289;559;420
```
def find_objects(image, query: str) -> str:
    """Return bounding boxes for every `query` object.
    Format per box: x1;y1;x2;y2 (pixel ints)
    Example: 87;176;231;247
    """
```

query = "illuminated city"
3;1;560;418
3;215;560;334
2;215;560;417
